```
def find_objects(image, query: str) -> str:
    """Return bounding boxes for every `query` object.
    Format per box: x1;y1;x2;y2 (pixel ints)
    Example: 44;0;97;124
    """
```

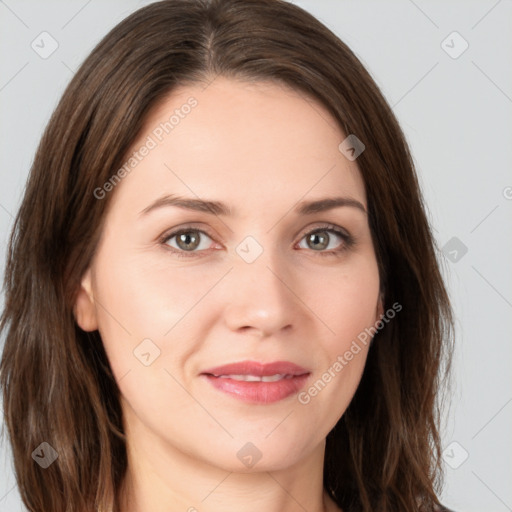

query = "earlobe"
73;268;98;332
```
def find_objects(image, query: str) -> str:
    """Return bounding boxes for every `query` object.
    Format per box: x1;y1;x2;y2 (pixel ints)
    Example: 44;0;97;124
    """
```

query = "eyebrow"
138;194;367;217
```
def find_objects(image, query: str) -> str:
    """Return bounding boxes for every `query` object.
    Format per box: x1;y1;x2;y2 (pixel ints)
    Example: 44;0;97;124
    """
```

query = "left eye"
296;227;349;253
162;225;353;258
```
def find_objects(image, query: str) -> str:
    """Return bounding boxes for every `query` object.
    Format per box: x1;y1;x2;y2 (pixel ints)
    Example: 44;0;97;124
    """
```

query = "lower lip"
202;374;310;404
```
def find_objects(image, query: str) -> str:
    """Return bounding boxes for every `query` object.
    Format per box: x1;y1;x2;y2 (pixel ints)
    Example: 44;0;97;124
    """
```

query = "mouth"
200;360;311;404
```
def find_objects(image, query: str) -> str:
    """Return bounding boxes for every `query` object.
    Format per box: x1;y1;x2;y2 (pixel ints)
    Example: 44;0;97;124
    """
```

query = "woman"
0;0;455;511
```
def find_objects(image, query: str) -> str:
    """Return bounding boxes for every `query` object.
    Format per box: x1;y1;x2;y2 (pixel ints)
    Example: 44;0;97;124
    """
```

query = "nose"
222;244;301;339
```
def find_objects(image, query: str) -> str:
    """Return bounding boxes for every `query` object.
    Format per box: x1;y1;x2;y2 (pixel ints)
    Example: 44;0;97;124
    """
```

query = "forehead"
107;77;366;216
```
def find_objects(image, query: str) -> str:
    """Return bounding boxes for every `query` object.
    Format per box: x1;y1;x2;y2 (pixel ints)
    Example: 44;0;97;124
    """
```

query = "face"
74;77;383;473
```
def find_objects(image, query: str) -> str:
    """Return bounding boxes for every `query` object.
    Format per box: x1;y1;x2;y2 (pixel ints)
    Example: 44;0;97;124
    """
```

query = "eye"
160;223;355;259
162;227;216;258
296;224;355;257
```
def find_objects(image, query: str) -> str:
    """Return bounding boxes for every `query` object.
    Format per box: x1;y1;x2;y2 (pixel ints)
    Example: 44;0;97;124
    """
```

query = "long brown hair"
0;1;454;511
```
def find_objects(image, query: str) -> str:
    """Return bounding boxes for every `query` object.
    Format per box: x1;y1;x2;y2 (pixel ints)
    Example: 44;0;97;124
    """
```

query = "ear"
73;268;98;332
375;291;384;323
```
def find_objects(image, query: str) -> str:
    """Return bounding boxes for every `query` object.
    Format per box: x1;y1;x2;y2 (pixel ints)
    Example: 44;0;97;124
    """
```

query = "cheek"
91;252;204;424
297;256;378;417
309;256;381;356
91;244;222;391
94;243;202;330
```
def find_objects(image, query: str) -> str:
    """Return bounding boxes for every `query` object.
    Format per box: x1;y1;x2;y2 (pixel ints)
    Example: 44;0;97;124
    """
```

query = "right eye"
161;227;217;258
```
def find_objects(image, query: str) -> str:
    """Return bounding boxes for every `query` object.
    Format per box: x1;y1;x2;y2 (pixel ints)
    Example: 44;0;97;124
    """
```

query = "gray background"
0;0;511;510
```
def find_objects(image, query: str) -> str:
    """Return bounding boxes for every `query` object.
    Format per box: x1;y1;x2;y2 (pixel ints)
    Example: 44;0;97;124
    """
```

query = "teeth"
217;374;287;382
261;374;286;382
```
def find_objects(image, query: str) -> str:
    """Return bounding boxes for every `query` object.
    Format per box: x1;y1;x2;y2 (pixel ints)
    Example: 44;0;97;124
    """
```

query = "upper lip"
201;360;310;377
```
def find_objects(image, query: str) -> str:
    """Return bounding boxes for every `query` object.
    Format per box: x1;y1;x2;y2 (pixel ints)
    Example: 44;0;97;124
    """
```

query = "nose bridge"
235;231;290;301
223;231;298;336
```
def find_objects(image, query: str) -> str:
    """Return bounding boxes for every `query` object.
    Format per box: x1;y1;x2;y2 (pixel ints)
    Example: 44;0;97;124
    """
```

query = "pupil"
179;232;198;250
310;232;328;250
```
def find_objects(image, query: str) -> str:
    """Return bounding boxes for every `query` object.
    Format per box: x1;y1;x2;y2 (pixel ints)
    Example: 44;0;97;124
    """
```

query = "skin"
74;77;383;512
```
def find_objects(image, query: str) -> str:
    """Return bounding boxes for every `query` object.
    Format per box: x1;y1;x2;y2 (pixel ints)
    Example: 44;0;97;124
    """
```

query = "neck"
118;409;340;512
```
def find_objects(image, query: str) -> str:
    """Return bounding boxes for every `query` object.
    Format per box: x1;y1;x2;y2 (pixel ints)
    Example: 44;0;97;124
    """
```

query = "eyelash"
160;223;356;259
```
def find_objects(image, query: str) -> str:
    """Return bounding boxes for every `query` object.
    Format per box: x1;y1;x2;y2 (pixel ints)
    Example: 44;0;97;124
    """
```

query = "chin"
196;434;316;474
